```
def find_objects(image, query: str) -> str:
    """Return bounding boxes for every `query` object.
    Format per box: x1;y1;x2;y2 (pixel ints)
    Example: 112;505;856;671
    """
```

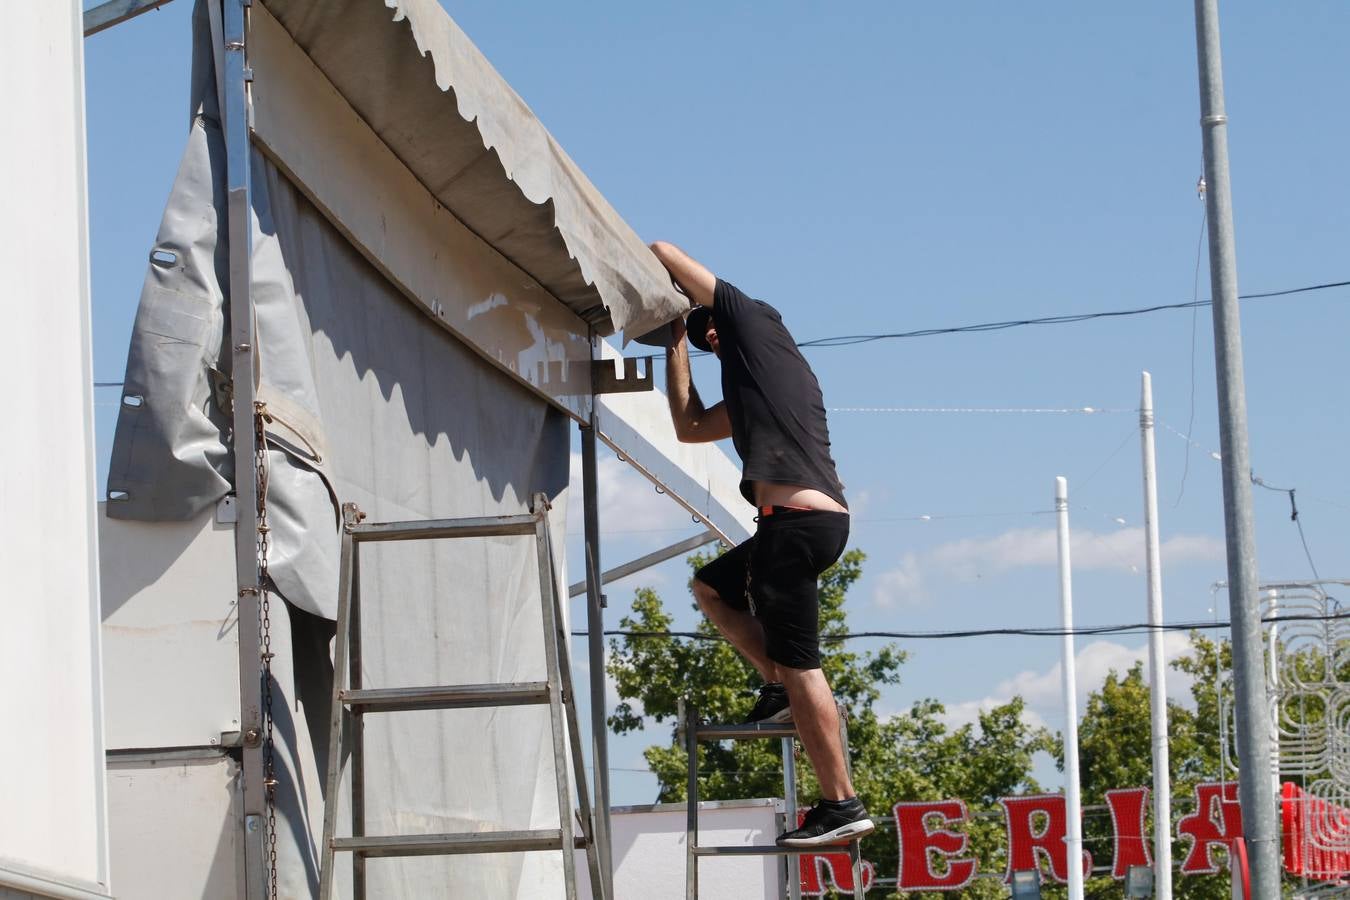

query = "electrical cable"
827;406;1126;415
792;279;1350;349
1251;478;1324;582
572;610;1349;643
1176;195;1209;507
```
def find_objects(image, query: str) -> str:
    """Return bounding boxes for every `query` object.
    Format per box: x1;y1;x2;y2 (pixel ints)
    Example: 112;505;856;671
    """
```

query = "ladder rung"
341;682;551;713
333;829;588;858
695;721;797;741
351;514;538;542
693;843;856;857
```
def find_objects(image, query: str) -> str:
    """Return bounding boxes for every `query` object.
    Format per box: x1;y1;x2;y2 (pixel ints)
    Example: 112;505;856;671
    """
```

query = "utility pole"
1054;477;1085;900
1139;373;1173;900
1191;1;1280;896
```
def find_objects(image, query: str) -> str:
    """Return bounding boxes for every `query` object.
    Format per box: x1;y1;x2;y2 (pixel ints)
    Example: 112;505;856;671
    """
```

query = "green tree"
607;548;1053;898
1066;634;1305;899
1069;659;1221;898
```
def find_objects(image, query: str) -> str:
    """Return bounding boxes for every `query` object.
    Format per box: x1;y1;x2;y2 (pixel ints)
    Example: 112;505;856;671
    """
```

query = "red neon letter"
795;810;876;896
1106;788;1152;878
1000;794;1093;884
1177;781;1243;874
893;801;978;891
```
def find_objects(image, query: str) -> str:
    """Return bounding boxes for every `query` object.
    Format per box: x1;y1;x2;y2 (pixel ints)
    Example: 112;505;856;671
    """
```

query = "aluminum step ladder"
318;493;606;900
682;701;867;900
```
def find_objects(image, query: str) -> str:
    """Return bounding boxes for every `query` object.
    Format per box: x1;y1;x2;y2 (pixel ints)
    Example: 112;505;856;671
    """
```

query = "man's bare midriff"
753;482;849;514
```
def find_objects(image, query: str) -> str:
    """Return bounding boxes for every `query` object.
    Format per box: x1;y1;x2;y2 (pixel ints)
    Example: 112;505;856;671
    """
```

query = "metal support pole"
223;0;264;895
581;390;613;898
1139;373;1174;900
1054;477;1085;900
684;701;698;900
782;737;801;900
1191;2;1280;895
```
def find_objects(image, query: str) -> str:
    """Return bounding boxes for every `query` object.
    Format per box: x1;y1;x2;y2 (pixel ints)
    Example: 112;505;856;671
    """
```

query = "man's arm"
650;241;716;309
666;316;732;443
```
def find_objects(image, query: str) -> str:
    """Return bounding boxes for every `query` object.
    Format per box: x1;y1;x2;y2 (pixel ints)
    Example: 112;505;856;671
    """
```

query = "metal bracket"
341;502;367;532
591;356;654;394
208;366;233;415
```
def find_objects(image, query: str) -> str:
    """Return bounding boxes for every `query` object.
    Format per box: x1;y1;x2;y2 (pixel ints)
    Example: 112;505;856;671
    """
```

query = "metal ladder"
318;493;606;900
682;701;867;900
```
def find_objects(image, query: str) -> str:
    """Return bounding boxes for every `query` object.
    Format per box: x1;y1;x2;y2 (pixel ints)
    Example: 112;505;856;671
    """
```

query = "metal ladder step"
692;844;859;857
340;681;552;713
350;514;538;542
695;722;797;741
332;829;588;859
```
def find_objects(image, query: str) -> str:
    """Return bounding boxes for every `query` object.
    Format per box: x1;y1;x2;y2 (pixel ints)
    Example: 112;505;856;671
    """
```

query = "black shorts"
694;508;849;670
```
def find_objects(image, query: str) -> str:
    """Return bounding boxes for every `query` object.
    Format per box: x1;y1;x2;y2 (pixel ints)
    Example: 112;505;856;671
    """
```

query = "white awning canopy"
260;0;684;344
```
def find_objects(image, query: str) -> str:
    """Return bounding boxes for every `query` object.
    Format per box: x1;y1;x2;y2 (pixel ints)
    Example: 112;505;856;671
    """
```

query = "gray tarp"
108;3;577;895
260;0;685;345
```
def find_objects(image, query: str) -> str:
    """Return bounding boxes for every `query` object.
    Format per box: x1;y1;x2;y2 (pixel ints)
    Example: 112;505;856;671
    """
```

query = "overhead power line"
828;406;1128;415
574;609;1348;643
794;278;1350;349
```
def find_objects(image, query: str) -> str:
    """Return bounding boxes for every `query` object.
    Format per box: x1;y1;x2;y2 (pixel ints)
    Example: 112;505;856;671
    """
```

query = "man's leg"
692;578;778;683
779;666;853;800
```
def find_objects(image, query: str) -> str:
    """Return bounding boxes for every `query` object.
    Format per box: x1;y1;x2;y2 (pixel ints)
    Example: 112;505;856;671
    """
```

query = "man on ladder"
651;240;875;848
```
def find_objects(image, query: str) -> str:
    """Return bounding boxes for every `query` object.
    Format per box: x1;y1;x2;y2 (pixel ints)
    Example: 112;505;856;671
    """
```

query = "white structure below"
0;1;111;897
575;801;783;900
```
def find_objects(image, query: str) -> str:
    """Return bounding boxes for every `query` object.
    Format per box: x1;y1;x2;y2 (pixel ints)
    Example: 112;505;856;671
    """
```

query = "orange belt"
757;504;813;517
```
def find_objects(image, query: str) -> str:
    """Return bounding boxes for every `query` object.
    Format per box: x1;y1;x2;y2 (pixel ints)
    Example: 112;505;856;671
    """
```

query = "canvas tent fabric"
259;0;685;346
106;3;580;894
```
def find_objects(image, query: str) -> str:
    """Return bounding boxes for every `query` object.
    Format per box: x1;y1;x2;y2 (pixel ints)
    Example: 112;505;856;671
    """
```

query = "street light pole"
1139;373;1173;900
1191;1;1280;895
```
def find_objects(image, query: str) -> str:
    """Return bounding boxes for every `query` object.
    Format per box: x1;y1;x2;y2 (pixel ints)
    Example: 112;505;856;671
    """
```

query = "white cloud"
939;632;1198;734
849;489;873;518
871;525;1224;607
873;552;925;608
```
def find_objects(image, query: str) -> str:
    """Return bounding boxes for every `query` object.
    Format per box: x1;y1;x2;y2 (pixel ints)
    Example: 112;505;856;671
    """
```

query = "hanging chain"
254;402;279;899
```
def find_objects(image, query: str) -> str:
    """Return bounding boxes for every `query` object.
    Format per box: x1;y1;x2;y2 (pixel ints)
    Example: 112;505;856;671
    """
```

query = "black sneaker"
776;797;875;847
743;682;792;725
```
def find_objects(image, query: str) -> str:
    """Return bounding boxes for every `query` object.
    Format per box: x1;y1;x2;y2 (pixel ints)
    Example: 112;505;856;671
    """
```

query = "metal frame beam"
221;0;266;895
580;382;614;898
568;531;718;599
82;0;175;37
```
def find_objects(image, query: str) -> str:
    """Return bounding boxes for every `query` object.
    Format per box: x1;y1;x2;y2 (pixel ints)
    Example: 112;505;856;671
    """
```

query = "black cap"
686;306;714;353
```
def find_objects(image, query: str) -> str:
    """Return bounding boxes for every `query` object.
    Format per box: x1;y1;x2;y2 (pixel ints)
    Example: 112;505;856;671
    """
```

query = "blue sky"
84;2;1350;805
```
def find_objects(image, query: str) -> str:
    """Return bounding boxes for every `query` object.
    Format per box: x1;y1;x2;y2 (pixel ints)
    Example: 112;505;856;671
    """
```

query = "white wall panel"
99;504;241;749
0;0;110;894
106;754;240;900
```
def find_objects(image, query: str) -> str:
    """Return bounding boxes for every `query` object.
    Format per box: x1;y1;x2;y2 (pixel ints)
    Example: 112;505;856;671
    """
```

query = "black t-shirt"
712;278;847;508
